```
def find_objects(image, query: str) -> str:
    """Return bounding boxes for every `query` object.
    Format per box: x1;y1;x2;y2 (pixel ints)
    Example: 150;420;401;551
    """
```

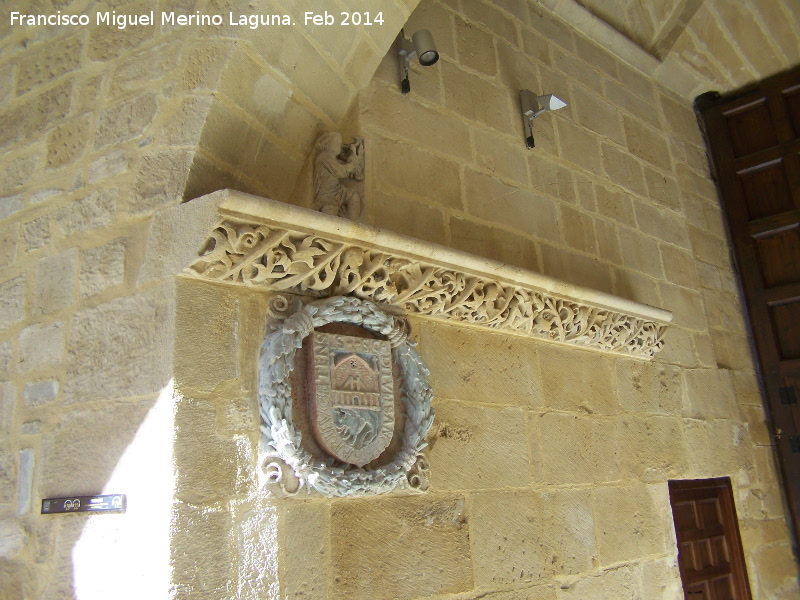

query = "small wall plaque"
41;494;126;514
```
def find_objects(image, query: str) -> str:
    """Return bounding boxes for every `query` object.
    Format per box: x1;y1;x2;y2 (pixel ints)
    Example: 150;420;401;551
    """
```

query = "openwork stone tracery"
191;215;669;359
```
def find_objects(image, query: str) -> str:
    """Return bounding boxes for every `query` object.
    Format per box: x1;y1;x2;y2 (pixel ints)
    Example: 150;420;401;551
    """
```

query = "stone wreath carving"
312;132;364;219
192;220;667;358
258;295;434;497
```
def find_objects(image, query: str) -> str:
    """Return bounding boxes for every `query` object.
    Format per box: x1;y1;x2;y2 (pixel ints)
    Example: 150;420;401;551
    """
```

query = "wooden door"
697;66;800;549
670;478;752;600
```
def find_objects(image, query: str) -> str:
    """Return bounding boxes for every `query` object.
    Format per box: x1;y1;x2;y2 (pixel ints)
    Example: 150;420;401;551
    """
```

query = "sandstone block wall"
168;276;797;599
348;0;797;597
0;0;411;594
544;0;800;99
1;0;799;598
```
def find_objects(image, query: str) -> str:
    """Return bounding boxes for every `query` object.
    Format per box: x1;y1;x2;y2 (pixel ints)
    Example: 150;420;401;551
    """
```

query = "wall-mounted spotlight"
397;28;439;94
520;89;567;149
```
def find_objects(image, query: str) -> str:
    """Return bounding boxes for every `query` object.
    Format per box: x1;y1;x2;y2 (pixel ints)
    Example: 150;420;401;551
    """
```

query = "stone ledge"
186;190;672;359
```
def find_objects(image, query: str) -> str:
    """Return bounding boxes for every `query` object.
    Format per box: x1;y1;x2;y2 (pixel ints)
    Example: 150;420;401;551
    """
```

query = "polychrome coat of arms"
258;295;434;497
308;333;394;467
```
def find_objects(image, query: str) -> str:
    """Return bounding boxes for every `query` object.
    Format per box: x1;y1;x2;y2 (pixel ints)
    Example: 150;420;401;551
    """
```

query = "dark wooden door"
697;66;800;550
670;478;752;600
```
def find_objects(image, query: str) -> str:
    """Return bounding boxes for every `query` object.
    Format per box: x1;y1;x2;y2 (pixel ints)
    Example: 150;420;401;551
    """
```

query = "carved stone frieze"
189;195;672;359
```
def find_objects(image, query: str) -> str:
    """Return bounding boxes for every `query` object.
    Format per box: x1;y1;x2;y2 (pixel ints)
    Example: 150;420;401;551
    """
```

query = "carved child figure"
313;132;364;219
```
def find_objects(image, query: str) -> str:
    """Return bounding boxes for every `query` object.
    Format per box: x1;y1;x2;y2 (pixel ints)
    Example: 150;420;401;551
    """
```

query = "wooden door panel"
773;302;800;360
712;576;736;600
670;480;750;599
699;67;800;550
686;581;708;598
781;360;800;377
723;98;779;157
737;158;794;220
683;578;736;600
763;282;800;304
679;540;697;573
754;229;800;288
670;479;752;600
674;500;700;530
748;208;800;237
789;151;800;197
698;540;718;571
699;497;722;525
785;376;800;435
784;84;800;136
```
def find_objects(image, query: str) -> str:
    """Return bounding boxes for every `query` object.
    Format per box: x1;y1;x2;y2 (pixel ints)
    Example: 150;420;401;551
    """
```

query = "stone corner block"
137;192;227;285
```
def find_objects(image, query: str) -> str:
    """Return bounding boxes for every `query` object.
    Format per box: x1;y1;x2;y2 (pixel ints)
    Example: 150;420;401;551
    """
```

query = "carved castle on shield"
308;332;395;467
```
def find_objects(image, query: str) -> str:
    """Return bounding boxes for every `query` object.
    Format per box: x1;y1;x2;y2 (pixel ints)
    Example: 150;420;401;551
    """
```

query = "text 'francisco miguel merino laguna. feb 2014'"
9;10;388;29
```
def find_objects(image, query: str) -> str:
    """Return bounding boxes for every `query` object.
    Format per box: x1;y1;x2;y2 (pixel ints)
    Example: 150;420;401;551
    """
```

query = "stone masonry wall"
672;0;800;96
1;0;799;598
543;0;800;100
343;0;796;598
0;8;197;593
173;2;800;598
0;0;415;596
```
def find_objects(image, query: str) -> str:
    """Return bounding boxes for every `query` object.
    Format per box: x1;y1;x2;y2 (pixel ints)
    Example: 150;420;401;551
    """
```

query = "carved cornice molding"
187;191;673;359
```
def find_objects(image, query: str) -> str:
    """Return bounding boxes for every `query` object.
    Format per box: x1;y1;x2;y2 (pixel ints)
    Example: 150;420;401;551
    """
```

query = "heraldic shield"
308;332;395;467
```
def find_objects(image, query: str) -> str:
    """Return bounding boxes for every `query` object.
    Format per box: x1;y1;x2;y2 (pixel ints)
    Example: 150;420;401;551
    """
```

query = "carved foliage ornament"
258;295;434;497
192;220;667;358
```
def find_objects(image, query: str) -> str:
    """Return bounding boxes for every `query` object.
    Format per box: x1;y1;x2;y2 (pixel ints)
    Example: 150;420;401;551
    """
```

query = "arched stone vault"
174;0;800;210
180;0;421;205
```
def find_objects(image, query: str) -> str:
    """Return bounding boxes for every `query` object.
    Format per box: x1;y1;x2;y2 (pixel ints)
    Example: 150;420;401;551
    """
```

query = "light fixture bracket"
398;31;415;94
519;89;567;149
397;28;439;94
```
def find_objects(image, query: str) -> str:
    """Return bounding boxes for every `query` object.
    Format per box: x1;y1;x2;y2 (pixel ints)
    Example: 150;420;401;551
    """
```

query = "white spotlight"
520;89;568;148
